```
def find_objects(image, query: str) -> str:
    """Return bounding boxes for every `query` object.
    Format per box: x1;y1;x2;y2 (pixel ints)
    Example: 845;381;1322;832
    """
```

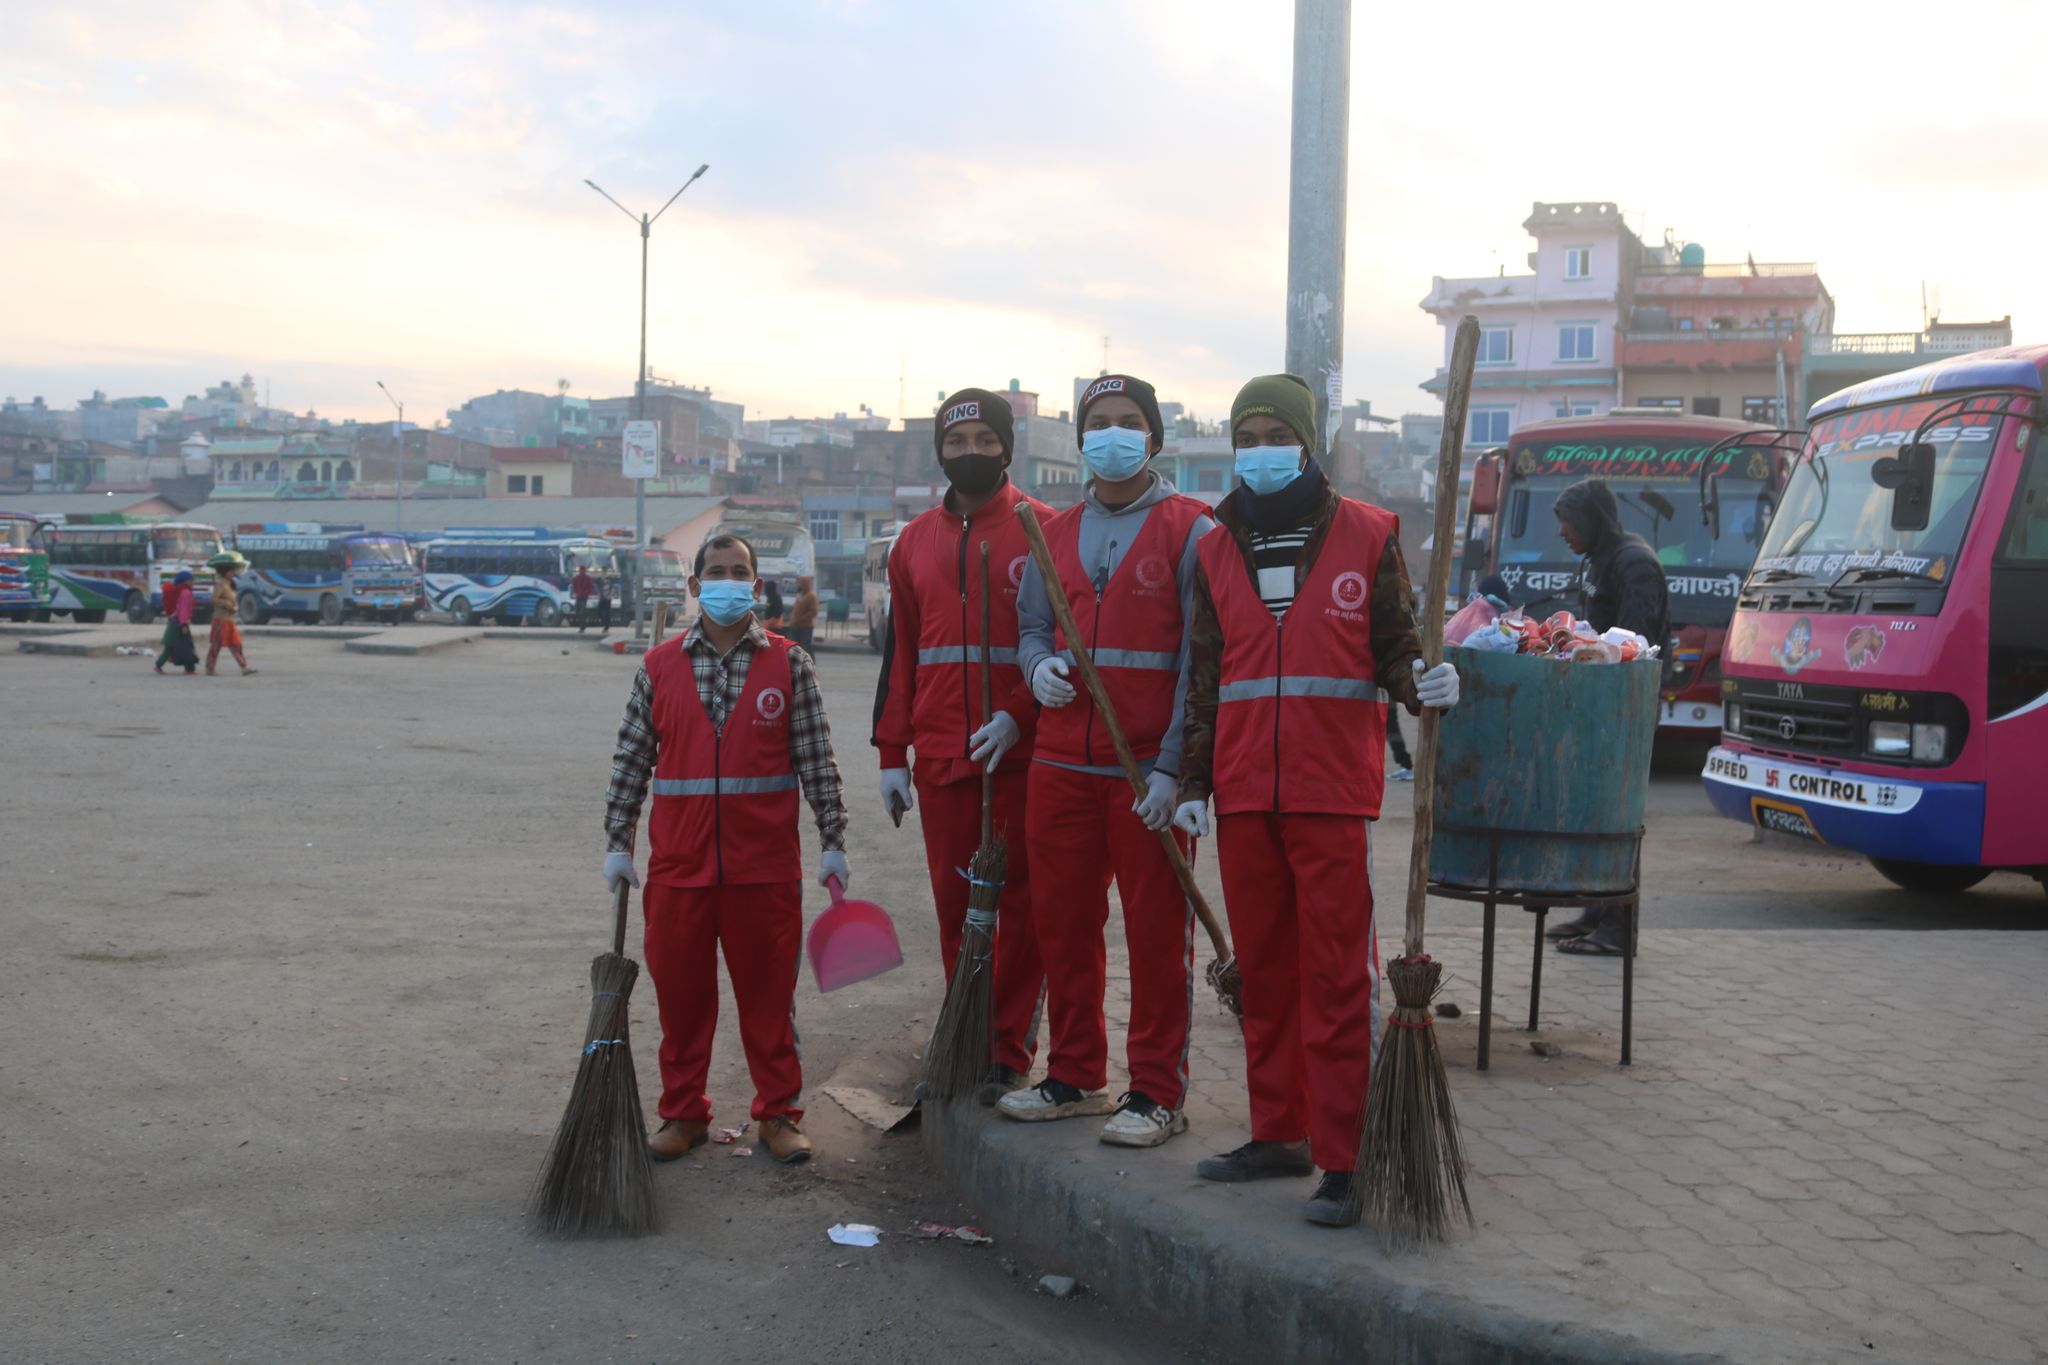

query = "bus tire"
32;608;52;623
75;609;107;624
318;593;343;626
240;593;267;627
449;597;476;627
124;591;153;625
532;599;560;628
1869;859;1993;894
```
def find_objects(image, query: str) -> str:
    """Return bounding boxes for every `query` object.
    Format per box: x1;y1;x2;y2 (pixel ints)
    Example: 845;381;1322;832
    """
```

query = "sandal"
1558;934;1628;957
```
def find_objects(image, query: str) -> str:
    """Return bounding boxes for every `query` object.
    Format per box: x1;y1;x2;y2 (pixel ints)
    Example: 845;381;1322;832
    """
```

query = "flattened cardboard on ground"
823;1085;918;1133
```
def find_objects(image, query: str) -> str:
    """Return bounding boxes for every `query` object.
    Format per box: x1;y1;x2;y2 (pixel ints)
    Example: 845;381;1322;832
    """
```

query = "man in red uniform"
1173;374;1460;1225
1001;374;1216;1147
604;532;849;1166
872;388;1049;1107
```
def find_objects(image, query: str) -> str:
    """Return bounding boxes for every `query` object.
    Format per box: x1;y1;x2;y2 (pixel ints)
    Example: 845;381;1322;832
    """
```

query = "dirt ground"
0;633;1232;1365
3;631;2039;1364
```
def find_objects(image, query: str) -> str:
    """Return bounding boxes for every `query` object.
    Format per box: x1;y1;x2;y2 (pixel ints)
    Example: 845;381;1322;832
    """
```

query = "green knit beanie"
1229;374;1318;453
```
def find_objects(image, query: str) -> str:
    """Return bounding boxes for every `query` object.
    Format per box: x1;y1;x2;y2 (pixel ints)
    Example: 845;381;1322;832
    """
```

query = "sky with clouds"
1;0;2042;431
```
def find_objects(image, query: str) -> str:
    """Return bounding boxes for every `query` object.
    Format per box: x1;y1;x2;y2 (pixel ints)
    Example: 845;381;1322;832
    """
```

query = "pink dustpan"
807;876;904;992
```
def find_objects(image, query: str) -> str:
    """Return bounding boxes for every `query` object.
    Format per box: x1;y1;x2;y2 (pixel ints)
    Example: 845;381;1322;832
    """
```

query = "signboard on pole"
622;421;661;479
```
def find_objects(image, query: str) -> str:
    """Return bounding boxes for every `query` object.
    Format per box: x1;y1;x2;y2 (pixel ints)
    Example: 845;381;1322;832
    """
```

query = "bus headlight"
1910;723;1948;763
1724;700;1742;735
1866;721;1911;757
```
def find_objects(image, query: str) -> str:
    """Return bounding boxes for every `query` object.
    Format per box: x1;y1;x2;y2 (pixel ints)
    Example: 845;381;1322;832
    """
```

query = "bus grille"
1735;694;1858;756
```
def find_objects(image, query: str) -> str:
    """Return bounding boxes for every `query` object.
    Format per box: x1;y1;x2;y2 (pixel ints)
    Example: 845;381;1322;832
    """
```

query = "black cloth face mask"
941;452;1007;499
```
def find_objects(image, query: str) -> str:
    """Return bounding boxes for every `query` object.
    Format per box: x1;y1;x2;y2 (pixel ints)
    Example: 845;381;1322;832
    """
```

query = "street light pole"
376;381;404;535
1285;0;1351;460
585;164;709;642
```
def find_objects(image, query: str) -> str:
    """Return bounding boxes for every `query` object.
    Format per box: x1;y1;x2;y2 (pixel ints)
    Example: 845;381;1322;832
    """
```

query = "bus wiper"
1825;564;1942;594
1746;568;1805;584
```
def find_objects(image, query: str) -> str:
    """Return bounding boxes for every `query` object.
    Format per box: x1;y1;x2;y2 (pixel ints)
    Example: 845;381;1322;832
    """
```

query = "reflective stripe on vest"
651;774;801;796
1217;675;1389;703
1057;646;1179;672
917;645;1020;667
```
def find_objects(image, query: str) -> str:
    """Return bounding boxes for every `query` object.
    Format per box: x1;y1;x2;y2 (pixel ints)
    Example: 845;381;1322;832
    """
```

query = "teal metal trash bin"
1429;648;1660;895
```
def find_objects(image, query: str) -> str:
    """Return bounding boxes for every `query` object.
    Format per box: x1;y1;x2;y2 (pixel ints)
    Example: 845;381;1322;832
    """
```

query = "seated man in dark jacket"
1554;478;1670;645
1549;477;1668;956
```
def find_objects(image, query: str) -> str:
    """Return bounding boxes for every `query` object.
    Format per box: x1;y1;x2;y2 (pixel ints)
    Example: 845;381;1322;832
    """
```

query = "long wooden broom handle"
608;598;672;956
979;541;994;845
1404;315;1482;958
1015;502;1231;962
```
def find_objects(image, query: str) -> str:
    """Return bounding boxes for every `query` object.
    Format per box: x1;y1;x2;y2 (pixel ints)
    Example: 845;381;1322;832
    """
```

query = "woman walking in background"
154;570;198;675
204;551;257;676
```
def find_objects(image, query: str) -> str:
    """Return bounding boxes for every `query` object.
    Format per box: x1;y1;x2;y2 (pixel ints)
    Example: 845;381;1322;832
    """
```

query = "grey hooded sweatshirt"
1016;472;1216;779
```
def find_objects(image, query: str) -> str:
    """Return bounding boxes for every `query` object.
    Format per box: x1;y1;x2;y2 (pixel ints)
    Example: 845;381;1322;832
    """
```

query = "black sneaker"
975;1065;1027;1108
1303;1171;1359;1226
1194;1139;1314;1183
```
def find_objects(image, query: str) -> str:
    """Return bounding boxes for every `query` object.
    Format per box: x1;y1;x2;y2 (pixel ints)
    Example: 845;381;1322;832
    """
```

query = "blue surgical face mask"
1235;445;1305;496
696;578;755;626
1082;425;1152;481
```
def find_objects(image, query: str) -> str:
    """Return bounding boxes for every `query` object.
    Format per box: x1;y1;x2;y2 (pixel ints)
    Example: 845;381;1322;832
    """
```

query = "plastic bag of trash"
1443;595;1500;646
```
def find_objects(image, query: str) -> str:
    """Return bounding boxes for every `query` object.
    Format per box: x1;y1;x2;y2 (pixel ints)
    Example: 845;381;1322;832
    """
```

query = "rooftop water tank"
1679;242;1707;269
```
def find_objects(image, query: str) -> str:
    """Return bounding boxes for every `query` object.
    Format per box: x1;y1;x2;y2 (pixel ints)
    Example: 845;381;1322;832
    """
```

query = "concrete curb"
17;636;157;658
923;1104;1728;1365
342;629;485;656
237;625;379;639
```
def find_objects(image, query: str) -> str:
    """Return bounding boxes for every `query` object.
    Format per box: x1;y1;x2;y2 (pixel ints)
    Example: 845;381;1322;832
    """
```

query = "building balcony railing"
1637;261;1817;278
1625;328;1798;343
1808;328;2012;358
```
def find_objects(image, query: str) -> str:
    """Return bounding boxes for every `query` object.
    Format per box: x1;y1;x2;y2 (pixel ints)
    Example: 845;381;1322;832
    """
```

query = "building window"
1564;247;1592;280
1741;397;1782;424
1477;326;1515;366
336;460;355;482
1558;323;1597;362
1551;400;1599;418
1469;407;1513;446
321;461;333;482
297;461;317;482
1197;467;1224;493
507;474;527;493
808;513;840;543
229;461;243;481
1640;397;1683;410
530;475;544;495
1692;397;1722;417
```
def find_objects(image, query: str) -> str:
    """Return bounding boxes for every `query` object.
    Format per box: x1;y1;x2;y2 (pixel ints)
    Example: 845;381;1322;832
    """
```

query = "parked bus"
863;527;896;652
42;520;223;624
716;511;817;624
231;524;423;625
1701;346;2048;896
1462;412;1793;735
616;544;689;620
1;511;52;620
420;529;617;626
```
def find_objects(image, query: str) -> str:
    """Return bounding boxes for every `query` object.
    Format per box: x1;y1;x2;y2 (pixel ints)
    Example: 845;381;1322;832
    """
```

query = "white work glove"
603;850;640;891
879;768;914;821
1414;658;1461;709
968;710;1021;773
818;849;852;890
1172;799;1210;839
1133;770;1178;831
1030;655;1076;707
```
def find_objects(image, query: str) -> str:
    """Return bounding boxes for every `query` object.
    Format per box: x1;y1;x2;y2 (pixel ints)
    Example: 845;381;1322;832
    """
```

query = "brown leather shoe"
647;1118;709;1161
757;1116;813;1165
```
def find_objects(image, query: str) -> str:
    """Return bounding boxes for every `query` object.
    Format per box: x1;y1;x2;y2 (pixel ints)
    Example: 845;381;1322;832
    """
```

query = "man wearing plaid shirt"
604;532;848;1166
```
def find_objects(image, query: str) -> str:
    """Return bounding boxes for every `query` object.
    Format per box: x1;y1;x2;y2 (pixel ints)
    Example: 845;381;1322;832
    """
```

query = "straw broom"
1015;504;1242;1018
1348;314;1482;1245
527;602;672;1237
920;542;1005;1101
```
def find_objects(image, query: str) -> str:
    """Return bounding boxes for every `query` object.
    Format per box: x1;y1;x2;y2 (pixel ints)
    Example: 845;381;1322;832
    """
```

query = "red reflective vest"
1035;493;1210;766
1198;498;1395;818
645;633;802;887
873;479;1049;787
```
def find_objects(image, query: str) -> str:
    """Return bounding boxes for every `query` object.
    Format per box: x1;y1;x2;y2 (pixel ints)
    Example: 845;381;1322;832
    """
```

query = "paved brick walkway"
969;911;2048;1362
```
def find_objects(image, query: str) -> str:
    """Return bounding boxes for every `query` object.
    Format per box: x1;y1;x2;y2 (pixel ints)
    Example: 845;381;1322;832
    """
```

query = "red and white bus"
1702;346;2048;895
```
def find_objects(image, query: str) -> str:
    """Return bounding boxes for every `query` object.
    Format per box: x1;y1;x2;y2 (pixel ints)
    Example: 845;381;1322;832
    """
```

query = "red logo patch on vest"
755;687;787;722
1331;571;1368;612
1007;554;1028;589
1133;553;1171;592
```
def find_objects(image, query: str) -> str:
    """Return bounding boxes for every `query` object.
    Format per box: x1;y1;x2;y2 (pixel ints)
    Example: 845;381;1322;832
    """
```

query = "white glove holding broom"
602;850;640;890
1133;769;1178;831
1414;658;1461;709
1172;798;1209;839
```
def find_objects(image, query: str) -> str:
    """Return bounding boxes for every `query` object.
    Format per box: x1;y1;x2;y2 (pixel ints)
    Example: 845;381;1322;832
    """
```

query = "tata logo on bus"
755;688;787;723
1329;571;1369;616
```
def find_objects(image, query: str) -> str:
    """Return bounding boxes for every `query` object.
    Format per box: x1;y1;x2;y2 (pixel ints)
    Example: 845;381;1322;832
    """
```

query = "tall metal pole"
1284;0;1351;461
635;213;649;642
377;381;404;535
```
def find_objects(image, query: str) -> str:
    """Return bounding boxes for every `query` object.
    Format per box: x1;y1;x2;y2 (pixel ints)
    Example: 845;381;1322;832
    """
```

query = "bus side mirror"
1468;454;1502;515
1873;443;1935;532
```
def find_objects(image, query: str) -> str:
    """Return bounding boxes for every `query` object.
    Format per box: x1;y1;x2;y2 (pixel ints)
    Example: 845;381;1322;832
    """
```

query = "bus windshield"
344;536;413;568
565;545;615;572
153;527;223;561
1753;402;2005;584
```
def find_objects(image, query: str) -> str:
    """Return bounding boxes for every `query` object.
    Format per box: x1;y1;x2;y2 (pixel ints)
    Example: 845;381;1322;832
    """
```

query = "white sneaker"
996;1078;1116;1123
1099;1092;1189;1148
1389;766;1414;782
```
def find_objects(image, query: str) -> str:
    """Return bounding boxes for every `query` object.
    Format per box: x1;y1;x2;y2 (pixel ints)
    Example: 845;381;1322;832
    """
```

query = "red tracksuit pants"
641;880;804;1126
1216;812;1381;1172
1026;764;1195;1108
915;770;1043;1075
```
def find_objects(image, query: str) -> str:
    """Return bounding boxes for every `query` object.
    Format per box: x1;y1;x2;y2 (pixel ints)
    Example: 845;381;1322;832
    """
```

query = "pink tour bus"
1702;345;2048;895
